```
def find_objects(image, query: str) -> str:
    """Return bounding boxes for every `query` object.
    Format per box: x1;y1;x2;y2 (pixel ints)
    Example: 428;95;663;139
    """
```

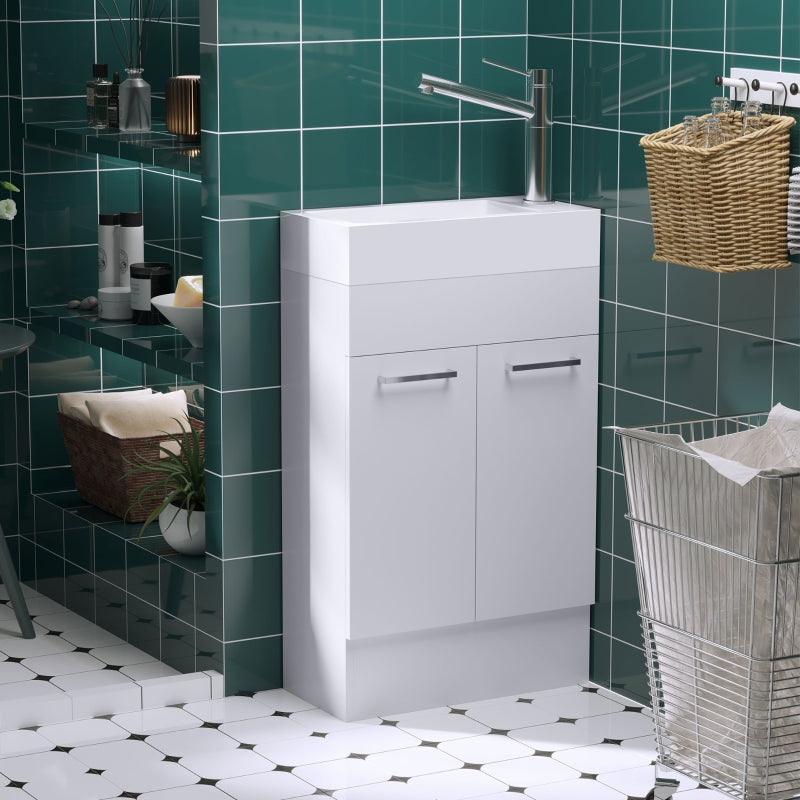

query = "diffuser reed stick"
97;0;168;70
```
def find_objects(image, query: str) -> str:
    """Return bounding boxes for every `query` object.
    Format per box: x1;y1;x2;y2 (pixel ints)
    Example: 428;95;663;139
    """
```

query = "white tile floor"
0;588;733;800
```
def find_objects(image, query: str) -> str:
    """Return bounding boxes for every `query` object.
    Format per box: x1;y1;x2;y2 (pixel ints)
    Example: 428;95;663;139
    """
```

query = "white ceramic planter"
158;505;205;556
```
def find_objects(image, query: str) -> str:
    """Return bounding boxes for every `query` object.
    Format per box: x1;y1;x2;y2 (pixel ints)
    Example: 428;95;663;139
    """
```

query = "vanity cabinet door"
475;335;598;621
347;347;477;640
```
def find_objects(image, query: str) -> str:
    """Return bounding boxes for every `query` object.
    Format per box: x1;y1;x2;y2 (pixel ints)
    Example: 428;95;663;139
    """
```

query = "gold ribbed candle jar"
165;75;201;143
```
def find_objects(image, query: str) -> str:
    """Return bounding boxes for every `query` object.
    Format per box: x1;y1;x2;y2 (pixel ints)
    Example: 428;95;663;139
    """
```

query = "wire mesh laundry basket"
617;413;800;800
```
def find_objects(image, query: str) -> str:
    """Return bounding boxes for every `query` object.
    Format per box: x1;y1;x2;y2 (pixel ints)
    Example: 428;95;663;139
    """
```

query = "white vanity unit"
280;197;601;721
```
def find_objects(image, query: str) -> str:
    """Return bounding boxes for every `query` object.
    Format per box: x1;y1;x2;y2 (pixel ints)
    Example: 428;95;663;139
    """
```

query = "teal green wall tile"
33;495;62;555
616;219;664;311
592;550;612;634
615;307;665;400
210;219;280;306
19;535;35;583
614;386;664;432
195;554;222;638
600;216;618;302
727;0;781;55
667;263;719;325
460;37;529;122
529;4;571;36
127;542;160;607
461;120;525;198
223;554;281;640
94;527;125;588
599;301;616;386
610;639;649;704
219;388;281;476
224;635;281;696
219;131;300;218
550;123;571;202
775;266;800;344
383;124;459;204
719;271;776;339
462;0;526;36
621;0;670;46
160;559;196;625
94;577;126;639
175;15;200;75
664;320;718;413
384;0;459;38
596;470;614;553
217;0;298;44
161;612;196;673
670;49;725;123
773;344;800;407
196;630;224;675
619;45;670;134
0;393;15;464
216;304;280;392
598;385;615;470
784;2;800;60
205;472;222;559
23;142;96;174
176;178;202;261
143;169;175;253
302;42;380;128
717;330;773;416
99;168;141;217
65;562;95;621
126;594;161;660
672;0;724;50
573;0;620;40
302;0;379;40
101;350;145;391
525;36;573;123
383;38;459;125
612;472;633;561
302;127;380;209
30;466;74;493
24;170;96;249
21;21;93;100
28;396;67;469
218;44;300;132
64;510;93;572
200;45;218;132
589;630;611;688
573;41;620;130
612;555;639;647
214;471;281;560
36;543;65;602
0;465;18;535
571;127;618;209
617;133;650;223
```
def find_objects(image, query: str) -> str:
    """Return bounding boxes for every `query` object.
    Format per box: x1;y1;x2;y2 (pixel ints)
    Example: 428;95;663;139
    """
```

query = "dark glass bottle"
130;263;173;324
108;73;120;129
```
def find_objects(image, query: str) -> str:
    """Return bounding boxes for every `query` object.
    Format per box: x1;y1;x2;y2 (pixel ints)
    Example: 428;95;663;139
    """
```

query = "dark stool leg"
0;524;35;638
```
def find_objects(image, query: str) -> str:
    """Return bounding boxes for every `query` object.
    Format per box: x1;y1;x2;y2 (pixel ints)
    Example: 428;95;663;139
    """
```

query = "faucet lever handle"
482;58;533;78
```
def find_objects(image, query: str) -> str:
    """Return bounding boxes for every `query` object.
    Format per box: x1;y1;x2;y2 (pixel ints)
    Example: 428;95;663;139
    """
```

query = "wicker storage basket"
639;111;794;272
57;412;204;522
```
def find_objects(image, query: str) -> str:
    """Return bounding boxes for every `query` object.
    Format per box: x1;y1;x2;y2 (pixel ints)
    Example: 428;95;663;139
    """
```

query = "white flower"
0;198;16;221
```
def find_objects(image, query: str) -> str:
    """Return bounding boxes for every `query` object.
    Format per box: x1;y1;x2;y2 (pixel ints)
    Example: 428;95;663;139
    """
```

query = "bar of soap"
173;275;203;307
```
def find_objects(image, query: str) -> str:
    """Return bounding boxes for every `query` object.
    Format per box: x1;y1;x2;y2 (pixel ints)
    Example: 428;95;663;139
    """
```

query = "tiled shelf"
29;305;204;382
24;121;201;175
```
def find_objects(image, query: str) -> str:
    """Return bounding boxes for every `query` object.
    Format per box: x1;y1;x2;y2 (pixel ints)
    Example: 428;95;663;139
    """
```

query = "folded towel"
85;390;189;439
58;388;154;425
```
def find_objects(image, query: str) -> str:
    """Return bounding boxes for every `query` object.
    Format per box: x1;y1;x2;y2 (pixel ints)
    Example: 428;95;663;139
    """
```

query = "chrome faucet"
418;59;553;203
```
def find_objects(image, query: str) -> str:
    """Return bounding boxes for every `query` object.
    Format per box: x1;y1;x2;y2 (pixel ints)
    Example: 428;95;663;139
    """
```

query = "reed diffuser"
97;0;168;131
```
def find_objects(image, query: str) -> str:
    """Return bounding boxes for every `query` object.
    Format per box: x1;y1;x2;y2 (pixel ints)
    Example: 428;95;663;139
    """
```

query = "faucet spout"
417;74;536;120
418;67;553;204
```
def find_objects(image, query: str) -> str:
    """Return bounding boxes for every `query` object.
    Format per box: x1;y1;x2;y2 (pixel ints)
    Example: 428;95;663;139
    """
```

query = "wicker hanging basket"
640;112;794;273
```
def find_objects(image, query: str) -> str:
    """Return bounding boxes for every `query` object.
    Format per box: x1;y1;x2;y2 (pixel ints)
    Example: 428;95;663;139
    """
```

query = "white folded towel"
85;390;189;439
58;388;154;425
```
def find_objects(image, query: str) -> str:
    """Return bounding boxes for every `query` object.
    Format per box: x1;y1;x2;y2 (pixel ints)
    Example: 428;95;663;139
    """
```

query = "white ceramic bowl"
151;293;203;348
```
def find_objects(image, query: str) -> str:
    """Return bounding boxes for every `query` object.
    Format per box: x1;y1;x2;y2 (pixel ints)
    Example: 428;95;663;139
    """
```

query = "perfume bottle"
108;72;120;130
86;63;109;127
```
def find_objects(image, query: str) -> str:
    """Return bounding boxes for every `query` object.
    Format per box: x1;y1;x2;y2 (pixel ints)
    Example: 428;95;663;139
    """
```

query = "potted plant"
126;417;205;555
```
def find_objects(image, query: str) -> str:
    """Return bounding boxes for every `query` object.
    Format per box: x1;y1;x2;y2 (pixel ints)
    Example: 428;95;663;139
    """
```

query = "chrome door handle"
378;369;458;385
505;358;581;373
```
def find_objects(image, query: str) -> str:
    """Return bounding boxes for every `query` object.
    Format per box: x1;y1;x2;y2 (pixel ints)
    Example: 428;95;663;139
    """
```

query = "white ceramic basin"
280;197;600;285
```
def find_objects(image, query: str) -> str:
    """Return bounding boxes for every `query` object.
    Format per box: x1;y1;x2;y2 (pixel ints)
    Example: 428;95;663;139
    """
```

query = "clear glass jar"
741;99;763;135
710;96;731;116
682;115;700;145
119;67;152;132
704;116;723;148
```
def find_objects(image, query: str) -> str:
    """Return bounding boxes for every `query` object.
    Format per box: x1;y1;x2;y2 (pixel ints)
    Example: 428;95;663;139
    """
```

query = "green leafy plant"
124;417;205;537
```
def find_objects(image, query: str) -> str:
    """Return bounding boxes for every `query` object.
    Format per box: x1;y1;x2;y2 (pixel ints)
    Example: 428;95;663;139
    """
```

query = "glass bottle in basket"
741;99;763;135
